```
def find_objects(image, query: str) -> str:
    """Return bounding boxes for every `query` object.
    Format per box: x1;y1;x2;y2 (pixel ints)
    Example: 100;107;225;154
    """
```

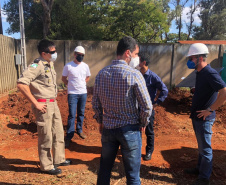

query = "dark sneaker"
65;139;71;148
54;159;72;167
184;168;199;175
192;178;210;185
143;153;152;161
78;132;87;139
46;167;62;175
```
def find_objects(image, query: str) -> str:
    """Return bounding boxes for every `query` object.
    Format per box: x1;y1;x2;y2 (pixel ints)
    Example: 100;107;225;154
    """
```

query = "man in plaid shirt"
92;36;153;185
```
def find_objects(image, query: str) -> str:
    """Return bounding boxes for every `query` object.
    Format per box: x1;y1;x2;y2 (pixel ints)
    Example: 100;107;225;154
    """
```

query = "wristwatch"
207;107;214;112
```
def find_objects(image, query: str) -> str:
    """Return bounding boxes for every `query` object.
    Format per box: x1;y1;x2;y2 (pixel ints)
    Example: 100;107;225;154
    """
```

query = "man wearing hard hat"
62;46;91;147
184;43;226;185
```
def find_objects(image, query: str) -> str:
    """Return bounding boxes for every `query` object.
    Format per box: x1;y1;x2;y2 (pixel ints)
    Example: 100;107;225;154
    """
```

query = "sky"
1;0;201;39
1;0;20;38
169;5;201;34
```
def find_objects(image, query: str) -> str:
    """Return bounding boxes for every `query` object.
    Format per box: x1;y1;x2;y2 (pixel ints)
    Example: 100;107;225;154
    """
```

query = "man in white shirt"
62;46;91;147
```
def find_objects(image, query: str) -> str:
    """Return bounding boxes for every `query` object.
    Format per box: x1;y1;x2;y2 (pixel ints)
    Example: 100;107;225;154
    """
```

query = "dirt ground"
0;87;226;185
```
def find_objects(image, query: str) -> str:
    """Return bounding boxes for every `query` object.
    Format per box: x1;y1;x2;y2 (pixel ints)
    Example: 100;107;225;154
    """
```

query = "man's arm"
134;73;153;127
61;76;68;86
154;76;168;105
86;76;90;83
92;76;103;126
197;87;226;120
17;83;47;112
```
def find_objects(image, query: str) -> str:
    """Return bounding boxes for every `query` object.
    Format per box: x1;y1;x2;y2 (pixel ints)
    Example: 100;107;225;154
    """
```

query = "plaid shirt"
92;60;152;129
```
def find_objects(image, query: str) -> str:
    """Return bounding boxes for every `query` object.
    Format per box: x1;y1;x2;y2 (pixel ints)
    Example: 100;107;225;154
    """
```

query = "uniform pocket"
32;106;49;126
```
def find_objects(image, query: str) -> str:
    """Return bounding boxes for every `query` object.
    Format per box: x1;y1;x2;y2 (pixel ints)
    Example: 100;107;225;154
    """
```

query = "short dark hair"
139;52;150;66
116;36;138;56
37;39;55;55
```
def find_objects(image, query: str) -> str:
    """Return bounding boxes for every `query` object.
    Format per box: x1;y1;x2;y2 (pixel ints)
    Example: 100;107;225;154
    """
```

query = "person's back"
92;36;152;185
94;60;149;129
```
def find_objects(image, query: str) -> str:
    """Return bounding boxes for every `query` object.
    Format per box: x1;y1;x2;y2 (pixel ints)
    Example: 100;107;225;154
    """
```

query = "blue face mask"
187;59;196;69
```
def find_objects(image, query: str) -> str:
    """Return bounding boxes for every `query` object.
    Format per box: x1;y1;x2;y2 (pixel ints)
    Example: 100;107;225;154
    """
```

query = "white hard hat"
74;46;85;54
187;43;209;57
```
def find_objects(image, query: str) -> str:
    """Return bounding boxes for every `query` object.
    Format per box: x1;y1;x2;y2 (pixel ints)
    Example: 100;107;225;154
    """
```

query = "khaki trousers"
32;101;65;171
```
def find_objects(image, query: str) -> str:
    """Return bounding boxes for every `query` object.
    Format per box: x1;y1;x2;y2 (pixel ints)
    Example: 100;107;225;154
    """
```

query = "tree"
172;0;189;40
185;0;198;40
159;0;175;42
193;0;226;40
3;0;51;39
167;32;189;42
40;0;54;38
3;0;170;42
87;0;169;43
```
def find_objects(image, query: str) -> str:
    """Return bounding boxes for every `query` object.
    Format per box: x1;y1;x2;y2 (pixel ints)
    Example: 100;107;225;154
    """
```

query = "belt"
37;99;55;102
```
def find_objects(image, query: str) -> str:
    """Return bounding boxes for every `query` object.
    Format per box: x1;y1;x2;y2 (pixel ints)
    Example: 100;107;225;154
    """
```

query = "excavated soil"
0;87;225;185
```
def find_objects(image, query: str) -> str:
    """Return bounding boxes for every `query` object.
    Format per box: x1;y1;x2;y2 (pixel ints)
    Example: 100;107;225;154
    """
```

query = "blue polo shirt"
143;69;168;105
191;65;226;120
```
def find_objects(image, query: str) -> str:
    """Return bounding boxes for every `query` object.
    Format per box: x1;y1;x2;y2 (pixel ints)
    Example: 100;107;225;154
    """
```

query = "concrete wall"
22;40;226;88
26;40;118;86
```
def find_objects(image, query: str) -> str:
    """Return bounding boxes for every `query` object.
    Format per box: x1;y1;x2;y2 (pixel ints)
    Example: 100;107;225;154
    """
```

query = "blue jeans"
97;124;142;185
192;119;215;179
145;110;155;154
66;93;87;140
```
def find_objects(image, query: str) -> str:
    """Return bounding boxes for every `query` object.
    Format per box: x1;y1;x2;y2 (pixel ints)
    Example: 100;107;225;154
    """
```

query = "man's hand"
196;110;212;120
140;127;146;132
35;103;47;113
99;123;104;134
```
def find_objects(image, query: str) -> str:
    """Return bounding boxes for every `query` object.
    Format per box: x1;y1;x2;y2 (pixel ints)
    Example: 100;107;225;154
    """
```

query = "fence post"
170;44;175;89
64;40;70;65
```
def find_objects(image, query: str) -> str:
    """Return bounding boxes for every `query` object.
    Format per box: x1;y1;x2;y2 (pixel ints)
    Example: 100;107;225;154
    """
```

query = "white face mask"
50;52;57;62
129;56;140;70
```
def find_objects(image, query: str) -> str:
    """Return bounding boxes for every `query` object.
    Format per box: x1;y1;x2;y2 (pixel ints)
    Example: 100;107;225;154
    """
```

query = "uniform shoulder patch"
30;63;38;68
33;58;40;63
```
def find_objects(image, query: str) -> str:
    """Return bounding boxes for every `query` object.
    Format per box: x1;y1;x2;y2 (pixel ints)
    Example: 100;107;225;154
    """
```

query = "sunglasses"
45;50;56;54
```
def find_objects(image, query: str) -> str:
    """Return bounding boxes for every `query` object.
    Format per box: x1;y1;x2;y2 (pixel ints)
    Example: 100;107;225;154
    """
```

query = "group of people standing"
17;37;226;185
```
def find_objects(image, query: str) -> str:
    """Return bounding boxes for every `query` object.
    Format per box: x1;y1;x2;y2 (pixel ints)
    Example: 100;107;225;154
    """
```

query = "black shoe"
143;153;152;161
65;139;71;148
46;167;62;175
184;168;199;175
55;159;72;167
192;178;210;185
77;132;87;139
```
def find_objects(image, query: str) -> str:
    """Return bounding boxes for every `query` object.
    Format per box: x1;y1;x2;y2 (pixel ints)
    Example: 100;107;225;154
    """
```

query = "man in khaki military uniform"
17;39;71;175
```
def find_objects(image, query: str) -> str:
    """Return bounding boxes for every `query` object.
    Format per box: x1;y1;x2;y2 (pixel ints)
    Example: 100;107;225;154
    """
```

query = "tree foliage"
167;32;189;42
193;0;226;40
3;0;170;42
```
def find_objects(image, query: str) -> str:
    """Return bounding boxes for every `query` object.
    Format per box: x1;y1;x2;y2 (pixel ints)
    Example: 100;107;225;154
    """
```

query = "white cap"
74;46;85;54
187;43;209;57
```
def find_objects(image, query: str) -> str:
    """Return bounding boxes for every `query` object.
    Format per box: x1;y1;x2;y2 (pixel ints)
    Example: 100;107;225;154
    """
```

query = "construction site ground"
0;87;225;185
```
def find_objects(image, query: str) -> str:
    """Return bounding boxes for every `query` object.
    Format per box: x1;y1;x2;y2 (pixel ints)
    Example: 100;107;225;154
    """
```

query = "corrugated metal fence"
0;35;18;94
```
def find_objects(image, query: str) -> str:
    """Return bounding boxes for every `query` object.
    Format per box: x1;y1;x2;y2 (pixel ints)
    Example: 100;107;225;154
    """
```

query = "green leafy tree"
172;0;189;40
88;0;169;43
3;0;54;39
3;0;170;42
193;0;226;40
159;0;175;42
185;0;198;40
167;32;189;42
